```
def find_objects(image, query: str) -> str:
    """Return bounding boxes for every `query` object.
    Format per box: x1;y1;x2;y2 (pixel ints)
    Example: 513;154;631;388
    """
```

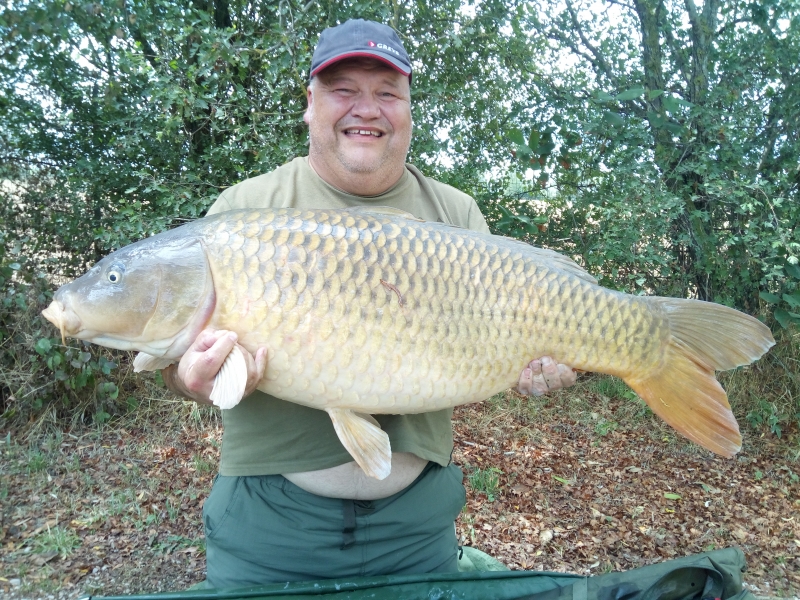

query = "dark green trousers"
203;462;466;588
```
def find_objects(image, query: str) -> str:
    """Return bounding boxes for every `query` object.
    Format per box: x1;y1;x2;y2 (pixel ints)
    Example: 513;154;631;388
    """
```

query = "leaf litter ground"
1;384;798;599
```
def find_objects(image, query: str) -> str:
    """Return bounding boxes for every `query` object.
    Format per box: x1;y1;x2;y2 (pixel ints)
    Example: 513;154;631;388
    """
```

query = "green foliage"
589;376;637;402
759;262;800;329
0;0;557;276
495;0;800;314
192;453;216;474
594;418;618;437
33;337;118;396
25;447;48;474
28;525;81;559
746;399;785;438
0;271;130;426
2;0;799;424
468;466;502;501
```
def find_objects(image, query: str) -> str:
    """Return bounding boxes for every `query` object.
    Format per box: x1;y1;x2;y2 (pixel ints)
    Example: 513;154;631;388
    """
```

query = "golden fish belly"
201;209;668;414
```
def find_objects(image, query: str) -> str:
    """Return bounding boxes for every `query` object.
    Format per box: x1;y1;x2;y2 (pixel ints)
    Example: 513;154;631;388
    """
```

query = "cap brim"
310;51;411;77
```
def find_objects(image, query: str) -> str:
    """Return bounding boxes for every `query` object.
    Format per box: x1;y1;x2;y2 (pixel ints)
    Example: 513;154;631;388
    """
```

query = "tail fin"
625;298;775;457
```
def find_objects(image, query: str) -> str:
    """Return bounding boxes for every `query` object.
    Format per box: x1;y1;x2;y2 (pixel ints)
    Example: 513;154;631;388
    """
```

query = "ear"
303;86;313;125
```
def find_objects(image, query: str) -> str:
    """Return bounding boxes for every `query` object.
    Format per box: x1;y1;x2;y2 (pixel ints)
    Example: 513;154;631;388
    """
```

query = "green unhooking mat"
92;547;755;600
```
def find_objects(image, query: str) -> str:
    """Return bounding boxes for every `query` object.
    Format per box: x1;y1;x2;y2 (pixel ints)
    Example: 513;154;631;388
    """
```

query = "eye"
106;263;125;284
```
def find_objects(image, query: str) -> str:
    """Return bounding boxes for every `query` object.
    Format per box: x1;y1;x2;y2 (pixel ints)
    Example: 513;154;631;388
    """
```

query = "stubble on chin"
336;148;391;175
314;135;405;177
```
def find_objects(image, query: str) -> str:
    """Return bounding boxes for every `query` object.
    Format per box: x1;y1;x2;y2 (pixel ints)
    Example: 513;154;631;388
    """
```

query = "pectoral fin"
209;345;247;410
327;408;392;480
133;352;175;372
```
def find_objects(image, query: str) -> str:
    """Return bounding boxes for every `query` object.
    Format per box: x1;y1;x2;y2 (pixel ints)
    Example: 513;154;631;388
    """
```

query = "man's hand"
162;329;268;405
517;356;576;396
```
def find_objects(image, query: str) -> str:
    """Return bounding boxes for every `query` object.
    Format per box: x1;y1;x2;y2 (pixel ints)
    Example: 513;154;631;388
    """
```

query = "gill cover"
49;234;214;356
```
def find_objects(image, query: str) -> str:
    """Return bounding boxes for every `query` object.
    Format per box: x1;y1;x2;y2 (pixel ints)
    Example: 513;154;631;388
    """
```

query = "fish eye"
106;263;125;284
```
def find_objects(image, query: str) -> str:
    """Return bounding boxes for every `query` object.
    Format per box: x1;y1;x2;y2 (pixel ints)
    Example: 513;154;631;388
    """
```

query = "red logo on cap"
368;41;376;47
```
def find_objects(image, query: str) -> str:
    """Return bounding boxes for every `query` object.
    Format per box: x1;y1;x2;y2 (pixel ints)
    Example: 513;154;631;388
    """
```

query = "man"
163;19;576;588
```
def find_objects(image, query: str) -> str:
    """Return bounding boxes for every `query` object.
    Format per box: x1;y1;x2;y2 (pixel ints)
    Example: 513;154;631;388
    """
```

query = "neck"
307;154;405;196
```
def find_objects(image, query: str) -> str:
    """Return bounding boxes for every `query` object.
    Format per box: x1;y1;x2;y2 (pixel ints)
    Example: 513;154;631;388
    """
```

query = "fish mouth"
42;300;82;345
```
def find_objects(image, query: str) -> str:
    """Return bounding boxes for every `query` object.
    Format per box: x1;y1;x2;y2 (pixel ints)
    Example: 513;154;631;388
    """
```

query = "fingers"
556;362;577;388
538;356;562;390
517;356;577;396
182;331;238;398
192;328;236;354
243;346;269;397
518;359;544;397
167;329;268;406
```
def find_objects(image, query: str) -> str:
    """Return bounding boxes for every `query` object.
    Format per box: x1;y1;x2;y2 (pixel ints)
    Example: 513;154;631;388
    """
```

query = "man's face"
304;59;412;189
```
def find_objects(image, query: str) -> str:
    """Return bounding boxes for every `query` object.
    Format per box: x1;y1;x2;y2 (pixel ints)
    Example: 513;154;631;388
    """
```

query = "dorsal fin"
494;236;598;285
346;206;596;284
527;245;597;285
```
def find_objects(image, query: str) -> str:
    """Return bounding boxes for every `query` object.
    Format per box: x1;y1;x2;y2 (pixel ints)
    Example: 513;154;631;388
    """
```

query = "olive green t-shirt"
207;157;490;476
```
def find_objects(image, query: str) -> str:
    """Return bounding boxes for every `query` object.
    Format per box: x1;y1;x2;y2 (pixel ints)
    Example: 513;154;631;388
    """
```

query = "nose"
350;93;381;120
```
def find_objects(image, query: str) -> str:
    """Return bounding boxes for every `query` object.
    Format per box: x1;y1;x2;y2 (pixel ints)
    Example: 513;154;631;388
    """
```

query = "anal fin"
327;408;392;480
209;345;247;410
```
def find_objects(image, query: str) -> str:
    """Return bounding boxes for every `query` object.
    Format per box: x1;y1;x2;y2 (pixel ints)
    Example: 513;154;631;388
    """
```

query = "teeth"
346;129;381;136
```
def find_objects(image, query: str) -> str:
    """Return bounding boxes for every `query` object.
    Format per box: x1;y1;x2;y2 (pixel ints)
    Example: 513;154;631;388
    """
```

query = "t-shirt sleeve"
205;162;298;216
207;192;233;216
466;199;491;234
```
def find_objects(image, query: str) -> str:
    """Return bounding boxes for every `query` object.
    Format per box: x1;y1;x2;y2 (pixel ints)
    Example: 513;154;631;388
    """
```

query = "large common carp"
43;207;774;479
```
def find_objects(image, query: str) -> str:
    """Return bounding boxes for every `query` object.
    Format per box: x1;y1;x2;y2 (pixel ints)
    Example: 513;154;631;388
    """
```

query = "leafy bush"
759;262;800;330
2;0;798;435
0;269;133;429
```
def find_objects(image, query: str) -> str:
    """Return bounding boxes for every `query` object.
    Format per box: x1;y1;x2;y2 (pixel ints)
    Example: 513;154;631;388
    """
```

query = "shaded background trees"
1;0;799;421
513;0;800;315
3;0;799;303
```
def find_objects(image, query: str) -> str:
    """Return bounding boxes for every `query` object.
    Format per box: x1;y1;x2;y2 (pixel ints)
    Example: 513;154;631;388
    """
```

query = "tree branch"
605;0;635;10
564;0;616;84
659;13;691;85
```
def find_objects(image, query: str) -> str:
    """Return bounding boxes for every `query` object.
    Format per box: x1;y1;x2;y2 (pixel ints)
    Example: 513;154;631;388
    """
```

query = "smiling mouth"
344;129;383;137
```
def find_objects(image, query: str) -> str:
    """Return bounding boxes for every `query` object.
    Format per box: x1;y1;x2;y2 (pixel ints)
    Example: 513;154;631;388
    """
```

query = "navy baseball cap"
310;19;412;79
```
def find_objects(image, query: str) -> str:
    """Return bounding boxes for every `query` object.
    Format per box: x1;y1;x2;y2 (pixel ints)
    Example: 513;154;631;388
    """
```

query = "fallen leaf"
30;551;59;566
539;529;554;545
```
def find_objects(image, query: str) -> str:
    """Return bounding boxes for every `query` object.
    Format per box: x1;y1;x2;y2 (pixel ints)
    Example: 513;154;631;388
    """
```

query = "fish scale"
43;206;775;479
202;210;667;411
